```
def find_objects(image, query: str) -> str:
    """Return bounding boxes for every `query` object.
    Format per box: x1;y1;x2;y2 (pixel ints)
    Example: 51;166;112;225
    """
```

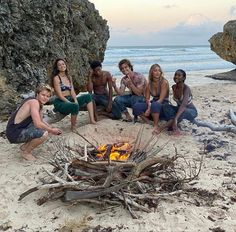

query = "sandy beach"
0;82;236;232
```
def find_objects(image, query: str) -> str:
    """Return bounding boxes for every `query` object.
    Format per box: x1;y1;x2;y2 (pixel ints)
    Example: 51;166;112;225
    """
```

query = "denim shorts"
15;122;45;143
163;104;198;122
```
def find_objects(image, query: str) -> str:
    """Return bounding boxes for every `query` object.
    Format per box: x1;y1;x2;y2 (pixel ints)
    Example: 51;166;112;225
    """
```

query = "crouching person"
6;84;62;161
161;69;198;135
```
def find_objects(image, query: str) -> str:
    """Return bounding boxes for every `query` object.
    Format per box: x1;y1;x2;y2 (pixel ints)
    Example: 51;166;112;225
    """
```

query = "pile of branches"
19;127;202;218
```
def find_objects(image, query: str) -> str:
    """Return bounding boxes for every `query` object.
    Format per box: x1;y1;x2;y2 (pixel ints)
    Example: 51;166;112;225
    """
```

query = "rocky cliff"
209;20;236;65
0;0;109;117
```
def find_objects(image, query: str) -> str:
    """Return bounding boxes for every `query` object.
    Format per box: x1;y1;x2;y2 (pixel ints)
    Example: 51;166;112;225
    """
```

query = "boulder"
205;68;236;81
0;0;109;117
209;20;236;65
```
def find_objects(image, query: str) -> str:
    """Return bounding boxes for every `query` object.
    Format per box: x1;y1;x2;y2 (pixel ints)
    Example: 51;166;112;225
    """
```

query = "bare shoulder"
27;99;40;108
53;75;60;83
183;84;191;95
16;98;39;120
184;84;191;91
103;71;112;78
162;78;169;86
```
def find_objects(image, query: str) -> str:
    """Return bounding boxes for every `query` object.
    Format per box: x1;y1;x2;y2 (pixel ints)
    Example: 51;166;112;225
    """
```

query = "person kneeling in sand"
113;59;147;122
6;85;62;161
133;64;170;134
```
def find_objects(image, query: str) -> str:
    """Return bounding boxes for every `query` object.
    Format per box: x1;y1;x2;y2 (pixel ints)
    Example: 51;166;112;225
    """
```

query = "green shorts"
53;94;93;115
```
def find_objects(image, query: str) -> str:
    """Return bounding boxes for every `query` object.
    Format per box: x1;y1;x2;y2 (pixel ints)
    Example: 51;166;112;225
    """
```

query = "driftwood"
192;109;236;134
19;126;203;218
229;109;236;126
193;119;236;134
43;109;66;124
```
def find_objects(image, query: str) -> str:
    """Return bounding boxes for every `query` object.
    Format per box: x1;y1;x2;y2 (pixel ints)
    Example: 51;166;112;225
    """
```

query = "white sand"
0;83;236;232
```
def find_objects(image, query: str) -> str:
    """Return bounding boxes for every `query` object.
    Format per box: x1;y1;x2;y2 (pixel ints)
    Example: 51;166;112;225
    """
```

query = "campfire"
96;142;132;161
19;127;203;219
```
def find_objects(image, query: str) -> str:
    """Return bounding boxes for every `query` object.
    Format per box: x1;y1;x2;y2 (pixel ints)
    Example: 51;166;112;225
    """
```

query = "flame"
96;142;132;161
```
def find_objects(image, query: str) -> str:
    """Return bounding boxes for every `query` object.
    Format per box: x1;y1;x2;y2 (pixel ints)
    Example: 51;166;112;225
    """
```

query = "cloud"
107;14;224;46
146;15;222;45
163;4;177;9
229;6;236;16
184;14;210;26
110;27;132;33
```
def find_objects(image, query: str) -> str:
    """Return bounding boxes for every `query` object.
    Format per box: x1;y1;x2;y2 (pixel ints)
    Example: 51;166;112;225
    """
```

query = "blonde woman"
133;64;169;134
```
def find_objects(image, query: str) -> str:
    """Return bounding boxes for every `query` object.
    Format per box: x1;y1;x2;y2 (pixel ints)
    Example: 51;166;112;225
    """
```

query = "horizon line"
106;44;210;48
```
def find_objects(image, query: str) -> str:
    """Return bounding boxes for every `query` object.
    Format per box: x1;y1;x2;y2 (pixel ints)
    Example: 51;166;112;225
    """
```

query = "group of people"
6;58;198;161
88;59;197;133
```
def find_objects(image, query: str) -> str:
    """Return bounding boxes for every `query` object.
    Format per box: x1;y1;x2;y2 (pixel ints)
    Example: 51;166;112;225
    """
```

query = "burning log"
19;126;203;218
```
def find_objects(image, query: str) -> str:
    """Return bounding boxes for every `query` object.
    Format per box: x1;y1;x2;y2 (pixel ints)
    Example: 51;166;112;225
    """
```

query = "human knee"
133;103;144;116
183;109;198;122
114;96;121;104
151;102;162;113
81;94;93;104
162;105;176;120
70;104;79;115
41;131;49;141
85;94;93;103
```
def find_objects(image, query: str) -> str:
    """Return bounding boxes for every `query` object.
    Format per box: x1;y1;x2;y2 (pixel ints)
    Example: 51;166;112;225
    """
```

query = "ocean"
102;45;235;86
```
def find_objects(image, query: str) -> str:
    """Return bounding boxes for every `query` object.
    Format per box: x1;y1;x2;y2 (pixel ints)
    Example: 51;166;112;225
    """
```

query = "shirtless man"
87;61;121;119
6;84;62;161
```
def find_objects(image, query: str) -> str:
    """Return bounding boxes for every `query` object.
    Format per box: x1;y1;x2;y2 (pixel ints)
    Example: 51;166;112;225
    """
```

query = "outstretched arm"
30;100;62;135
158;80;169;103
172;85;190;130
144;84;151;116
70;81;78;104
87;70;93;93
106;73;113;112
53;76;70;103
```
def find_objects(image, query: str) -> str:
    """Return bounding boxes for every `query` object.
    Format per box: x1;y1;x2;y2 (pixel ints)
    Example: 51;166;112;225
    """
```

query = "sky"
89;0;236;46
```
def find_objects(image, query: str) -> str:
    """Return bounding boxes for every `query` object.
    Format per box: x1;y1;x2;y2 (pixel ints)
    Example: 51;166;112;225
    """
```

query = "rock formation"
209;20;236;65
0;0;109;117
205;69;236;81
208;20;236;81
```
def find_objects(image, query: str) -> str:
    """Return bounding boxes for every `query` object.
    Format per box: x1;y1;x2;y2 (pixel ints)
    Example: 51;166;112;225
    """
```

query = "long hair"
148;64;164;82
49;58;69;87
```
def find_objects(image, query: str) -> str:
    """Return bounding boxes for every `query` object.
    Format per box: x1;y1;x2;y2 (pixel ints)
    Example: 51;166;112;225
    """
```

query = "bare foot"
21;151;37;161
122;115;133;122
168;130;182;136
71;126;79;133
90;120;97;124
123;112;132;122
20;144;27;151
99;111;113;119
152;127;161;135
